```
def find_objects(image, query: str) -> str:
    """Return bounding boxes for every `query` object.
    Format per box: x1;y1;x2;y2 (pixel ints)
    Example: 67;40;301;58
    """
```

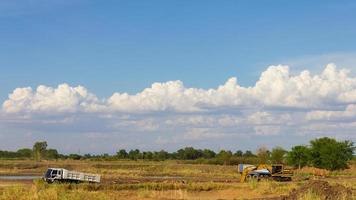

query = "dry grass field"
0;159;355;200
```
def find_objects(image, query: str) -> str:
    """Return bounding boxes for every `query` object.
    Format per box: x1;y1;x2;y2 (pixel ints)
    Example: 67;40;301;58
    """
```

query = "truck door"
51;170;58;178
50;170;62;180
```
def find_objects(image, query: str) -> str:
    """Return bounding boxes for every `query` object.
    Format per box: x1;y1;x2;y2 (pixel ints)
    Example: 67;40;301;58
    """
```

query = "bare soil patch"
283;180;352;200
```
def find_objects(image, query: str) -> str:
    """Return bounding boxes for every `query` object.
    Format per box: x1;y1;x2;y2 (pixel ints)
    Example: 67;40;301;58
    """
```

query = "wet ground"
0;175;42;180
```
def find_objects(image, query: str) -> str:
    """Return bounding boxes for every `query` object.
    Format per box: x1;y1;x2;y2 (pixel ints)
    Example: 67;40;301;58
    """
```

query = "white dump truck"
43;168;100;183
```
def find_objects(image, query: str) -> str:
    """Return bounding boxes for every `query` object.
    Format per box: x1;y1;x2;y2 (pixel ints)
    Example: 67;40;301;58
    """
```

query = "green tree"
216;150;233;165
202;149;216;159
0;150;17;158
234;150;243;157
116;149;128;159
16;148;32;158
143;151;153;160
287;145;310;169
128;149;141;160
32;141;47;161
243;150;255;157
45;149;59;160
176;147;203;160
101;153;111;160
68;154;82;160
156;150;169;160
83;154;92;159
270;147;287;164
310;137;354;170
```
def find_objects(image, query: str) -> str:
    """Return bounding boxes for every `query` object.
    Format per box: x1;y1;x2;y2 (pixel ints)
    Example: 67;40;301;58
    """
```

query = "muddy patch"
0;175;42;180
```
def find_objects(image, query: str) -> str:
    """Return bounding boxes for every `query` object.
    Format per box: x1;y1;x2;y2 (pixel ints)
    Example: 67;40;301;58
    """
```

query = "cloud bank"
4;63;356;114
1;64;356;153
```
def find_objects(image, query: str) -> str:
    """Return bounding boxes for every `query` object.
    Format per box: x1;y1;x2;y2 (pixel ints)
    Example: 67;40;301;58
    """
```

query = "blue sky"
2;0;356;101
1;1;356;153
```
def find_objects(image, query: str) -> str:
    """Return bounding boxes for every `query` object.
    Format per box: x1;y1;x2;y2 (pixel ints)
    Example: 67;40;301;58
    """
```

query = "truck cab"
44;168;63;183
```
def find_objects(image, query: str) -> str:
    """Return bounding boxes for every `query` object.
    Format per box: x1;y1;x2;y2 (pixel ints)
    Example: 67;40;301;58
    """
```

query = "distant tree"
310;137;354;170
32;141;47;161
177;147;203;160
243;150;255;157
116;149;128;159
156;150;169;161
45;149;59;160
234;150;243;157
287;145;310;169
101;153;111;160
83;153;92;159
202;149;216;159
68;154;82;160
16;148;32;158
187;147;203;160
216;150;233;165
176;149;185;159
128;149;141;160
0;150;17;158
143;151;153;160
170;152;178;159
270;147;287;164
256;146;270;163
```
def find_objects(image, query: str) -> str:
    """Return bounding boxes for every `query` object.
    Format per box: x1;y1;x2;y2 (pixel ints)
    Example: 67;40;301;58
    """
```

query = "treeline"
113;148;259;165
0;145;259;164
0;142;62;160
0;137;354;170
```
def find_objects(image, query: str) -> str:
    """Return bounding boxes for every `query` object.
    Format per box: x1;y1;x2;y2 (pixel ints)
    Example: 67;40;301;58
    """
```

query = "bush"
287;145;310;169
310;137;354;170
270;147;287;164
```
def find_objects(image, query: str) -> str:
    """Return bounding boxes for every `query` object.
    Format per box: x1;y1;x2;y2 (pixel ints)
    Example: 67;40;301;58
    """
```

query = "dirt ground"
283;180;353;200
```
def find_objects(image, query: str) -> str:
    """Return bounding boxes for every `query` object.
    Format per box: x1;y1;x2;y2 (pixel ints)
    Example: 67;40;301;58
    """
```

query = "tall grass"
0;179;300;200
0;179;231;200
298;190;323;200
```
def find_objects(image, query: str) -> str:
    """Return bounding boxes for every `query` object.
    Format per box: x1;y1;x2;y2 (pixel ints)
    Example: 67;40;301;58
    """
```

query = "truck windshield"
45;169;52;178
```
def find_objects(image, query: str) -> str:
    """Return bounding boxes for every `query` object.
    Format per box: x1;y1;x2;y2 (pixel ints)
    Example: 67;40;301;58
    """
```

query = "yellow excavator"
238;164;292;182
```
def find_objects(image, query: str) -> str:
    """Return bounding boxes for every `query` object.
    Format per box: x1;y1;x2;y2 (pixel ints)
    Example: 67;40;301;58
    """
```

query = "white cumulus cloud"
3;63;356;114
2;63;356;151
3;84;100;113
306;104;356;121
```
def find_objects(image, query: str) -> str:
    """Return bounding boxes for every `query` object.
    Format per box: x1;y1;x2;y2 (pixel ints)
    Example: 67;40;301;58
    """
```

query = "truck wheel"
260;174;268;180
252;174;259;180
246;174;252;181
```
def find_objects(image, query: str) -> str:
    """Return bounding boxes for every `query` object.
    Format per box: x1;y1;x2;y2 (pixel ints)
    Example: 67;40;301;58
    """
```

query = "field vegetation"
0;159;355;199
0;137;355;199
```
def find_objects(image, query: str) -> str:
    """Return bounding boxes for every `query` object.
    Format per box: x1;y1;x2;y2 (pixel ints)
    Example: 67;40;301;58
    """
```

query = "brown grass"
0;160;239;180
295;166;330;177
0;159;355;200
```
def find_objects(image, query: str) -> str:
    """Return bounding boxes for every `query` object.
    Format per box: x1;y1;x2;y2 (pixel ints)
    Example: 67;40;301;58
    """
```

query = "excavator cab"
272;164;283;174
